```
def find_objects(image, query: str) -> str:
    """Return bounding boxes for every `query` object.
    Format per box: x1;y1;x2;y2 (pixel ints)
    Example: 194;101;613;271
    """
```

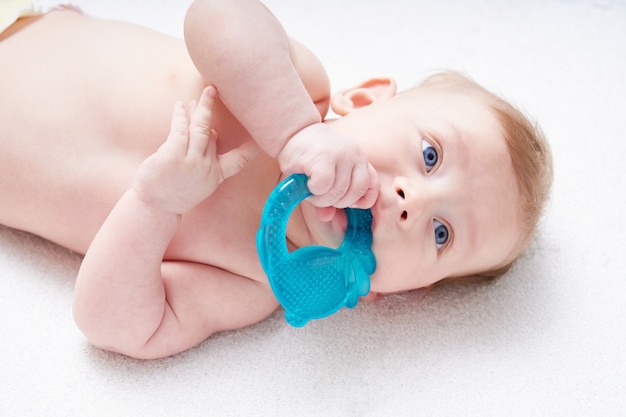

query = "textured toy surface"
256;174;376;327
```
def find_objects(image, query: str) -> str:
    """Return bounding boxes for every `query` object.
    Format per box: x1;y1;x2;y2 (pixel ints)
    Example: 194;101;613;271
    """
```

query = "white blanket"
2;0;625;416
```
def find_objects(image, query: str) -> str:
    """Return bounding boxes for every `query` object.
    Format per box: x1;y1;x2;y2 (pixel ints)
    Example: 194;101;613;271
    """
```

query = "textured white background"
1;0;625;416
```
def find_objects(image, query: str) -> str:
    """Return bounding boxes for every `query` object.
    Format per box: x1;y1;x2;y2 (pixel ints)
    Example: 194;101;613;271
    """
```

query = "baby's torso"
0;11;280;283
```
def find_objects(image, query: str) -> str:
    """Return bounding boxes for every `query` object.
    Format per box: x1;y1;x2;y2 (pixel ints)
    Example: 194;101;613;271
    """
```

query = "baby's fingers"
160;101;190;155
218;140;260;180
307;161;378;209
188;86;217;157
351;163;380;209
332;160;371;208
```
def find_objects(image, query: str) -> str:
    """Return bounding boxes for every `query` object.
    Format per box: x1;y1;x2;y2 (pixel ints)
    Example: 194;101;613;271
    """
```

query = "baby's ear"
330;78;397;116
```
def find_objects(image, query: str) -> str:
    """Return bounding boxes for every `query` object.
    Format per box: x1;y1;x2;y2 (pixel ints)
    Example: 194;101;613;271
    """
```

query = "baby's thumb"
218;140;260;179
352;163;380;209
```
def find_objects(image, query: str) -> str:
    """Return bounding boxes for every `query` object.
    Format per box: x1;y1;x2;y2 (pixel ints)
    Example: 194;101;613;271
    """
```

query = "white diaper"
0;0;44;34
1;1;81;36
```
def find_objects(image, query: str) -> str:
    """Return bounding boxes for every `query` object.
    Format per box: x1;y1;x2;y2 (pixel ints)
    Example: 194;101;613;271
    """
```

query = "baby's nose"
394;180;433;226
396;187;409;221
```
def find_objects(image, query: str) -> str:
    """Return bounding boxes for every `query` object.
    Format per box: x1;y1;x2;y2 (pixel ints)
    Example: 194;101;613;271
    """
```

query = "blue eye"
422;139;438;172
434;220;449;249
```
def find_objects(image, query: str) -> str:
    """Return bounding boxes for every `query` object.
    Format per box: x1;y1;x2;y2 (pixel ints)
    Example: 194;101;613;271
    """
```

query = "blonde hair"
415;71;553;285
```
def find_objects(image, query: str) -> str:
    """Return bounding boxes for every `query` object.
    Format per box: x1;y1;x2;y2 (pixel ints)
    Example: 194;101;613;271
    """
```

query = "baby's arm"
73;88;271;359
184;0;378;208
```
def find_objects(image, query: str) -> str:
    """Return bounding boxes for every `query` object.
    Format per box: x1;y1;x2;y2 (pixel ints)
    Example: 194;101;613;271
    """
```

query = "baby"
0;0;552;359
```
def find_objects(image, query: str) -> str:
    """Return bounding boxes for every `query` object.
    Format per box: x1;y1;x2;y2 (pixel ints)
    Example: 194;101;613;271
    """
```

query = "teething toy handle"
257;174;311;264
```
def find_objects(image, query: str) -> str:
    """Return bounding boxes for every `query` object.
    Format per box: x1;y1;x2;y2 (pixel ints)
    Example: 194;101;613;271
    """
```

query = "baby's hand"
277;123;379;208
133;86;259;214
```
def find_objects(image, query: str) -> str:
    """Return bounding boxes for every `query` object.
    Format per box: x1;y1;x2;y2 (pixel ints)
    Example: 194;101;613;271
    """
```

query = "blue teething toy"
256;174;376;327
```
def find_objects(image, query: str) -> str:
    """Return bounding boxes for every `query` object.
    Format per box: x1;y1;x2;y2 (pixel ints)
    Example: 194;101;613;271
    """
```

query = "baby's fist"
277;123;379;209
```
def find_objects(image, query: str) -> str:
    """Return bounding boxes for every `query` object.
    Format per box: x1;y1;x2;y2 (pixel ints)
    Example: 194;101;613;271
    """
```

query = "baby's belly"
0;138;134;253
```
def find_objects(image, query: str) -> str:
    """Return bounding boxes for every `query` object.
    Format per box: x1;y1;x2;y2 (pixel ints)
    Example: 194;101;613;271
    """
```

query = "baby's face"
320;87;522;293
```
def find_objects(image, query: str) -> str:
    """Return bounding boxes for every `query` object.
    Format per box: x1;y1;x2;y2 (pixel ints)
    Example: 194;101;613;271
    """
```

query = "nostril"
397;188;405;199
401;210;408;220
